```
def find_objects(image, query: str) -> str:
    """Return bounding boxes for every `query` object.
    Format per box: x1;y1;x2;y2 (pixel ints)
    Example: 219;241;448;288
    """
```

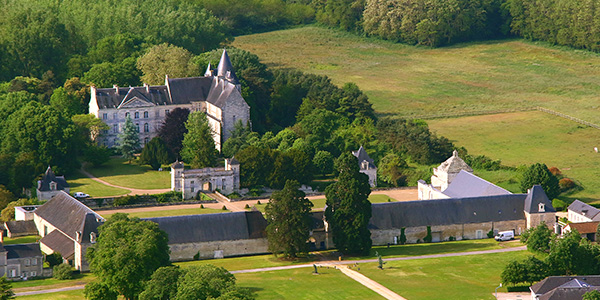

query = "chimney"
143;83;149;93
113;85;119;94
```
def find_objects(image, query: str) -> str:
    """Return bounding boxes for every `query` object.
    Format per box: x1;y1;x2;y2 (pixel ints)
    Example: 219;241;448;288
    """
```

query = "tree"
378;153;408;187
0;186;15;213
117;117;140;162
45;252;63;268
72;114;110;146
265;180;314;258
174;265;239;300
325;152;372;255
236;146;273;187
520;163;560;199
525;222;552;253
139;266;181;300
584;290;600;300
140;137;174;170
137;43;199;85
501;256;547;286
87;214;171;300
313;150;334;176
53;263;74;280
181;112;218;168
0;277;14;300
83;145;111;168
547;230;582;276
84;281;118;300
157;108;190;160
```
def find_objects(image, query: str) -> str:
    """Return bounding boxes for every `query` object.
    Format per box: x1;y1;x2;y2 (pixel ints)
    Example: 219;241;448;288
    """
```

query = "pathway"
14;246;527;297
80;167;171;196
335;264;406;300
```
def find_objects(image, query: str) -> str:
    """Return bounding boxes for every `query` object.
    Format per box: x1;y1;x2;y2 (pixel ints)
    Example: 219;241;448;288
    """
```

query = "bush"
155;191;182;203
45;252;62;268
200;204;204;208
423;226;432;243
257;200;261;205
559;178;575;190
221;205;227;210
400;228;407;245
112;195;141;206
487;229;495;239
193;252;200;260
449;236;456;241
53;263;73;280
548;167;562;177
244;204;250;209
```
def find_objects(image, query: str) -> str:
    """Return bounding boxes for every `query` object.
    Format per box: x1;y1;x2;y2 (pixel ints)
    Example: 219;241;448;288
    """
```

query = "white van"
494;231;514;241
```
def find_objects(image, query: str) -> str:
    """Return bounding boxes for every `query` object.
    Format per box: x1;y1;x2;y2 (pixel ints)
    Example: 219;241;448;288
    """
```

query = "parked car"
73;192;89;198
494;231;514;241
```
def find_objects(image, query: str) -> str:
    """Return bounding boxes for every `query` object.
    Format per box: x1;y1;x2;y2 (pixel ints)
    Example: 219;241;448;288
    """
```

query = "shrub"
193;252;200;260
449;236;456;241
244;204;250;209
45;252;62;268
423;226;432;243
257;200;261;205
559;178;575;190
399;228;407;245
548;167;562;177
487;229;495;238
156;191;182;203
200;204;204;209
53;263;73;280
222;205;227;210
112;195;141;206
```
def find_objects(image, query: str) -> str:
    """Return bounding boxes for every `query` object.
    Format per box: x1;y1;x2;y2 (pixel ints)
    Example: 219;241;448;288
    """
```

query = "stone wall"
167;238;269;261
371;219;526;245
525;212;556;229
222;91;250;142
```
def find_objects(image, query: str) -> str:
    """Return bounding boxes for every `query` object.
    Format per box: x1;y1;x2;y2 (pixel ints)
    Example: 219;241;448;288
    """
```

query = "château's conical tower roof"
216;49;239;84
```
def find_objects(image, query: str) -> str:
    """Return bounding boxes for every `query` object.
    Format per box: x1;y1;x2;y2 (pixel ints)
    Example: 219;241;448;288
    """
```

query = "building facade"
89;50;250;151
171;158;240;199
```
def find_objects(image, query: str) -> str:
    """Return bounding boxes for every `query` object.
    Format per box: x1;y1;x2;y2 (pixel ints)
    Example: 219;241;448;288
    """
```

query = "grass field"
428;111;600;202
310;194;395;210
3;235;40;245
84;158;170;190
234;26;600;124
236;267;384;300
98;207;228;219
67;170;130;197
357;250;532;299
16;289;85;299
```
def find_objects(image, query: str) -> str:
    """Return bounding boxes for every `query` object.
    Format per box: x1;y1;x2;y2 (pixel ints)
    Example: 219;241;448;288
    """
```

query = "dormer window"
90;232;97;244
49;181;57;191
539;203;546;212
361;161;369;170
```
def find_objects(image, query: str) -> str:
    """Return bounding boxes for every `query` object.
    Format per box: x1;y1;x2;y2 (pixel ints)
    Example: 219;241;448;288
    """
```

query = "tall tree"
140;137;174;170
137;43;199;85
524;222;552;253
0;276;14;300
87;213;171;300
117;117;140;162
157;108;190;160
265;180;314;258
325;152;372;255
139;266;181;300
236;146;273;188
181;112;218;168
520;163;560;199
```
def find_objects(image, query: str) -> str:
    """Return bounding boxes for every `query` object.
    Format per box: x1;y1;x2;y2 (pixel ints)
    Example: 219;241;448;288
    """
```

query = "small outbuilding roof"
40;230;75;259
443;170;511;198
4;220;38;237
531;276;600;295
37;166;69;192
4;243;42;259
565;222;599;234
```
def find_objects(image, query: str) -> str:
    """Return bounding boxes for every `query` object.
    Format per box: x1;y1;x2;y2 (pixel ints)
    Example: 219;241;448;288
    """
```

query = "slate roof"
216;49;239;84
443;170;512;198
568;200;600;219
37;166;69;192
79;213;102;243
144;211;267;245
565;222;599;234
531;276;600;295
369;194;527;229
94;85;170;110
171;161;185;169
539;287;600;300
4;243;42;259
524;185;556;213
34;191;104;241
4;220;38;236
352;146;376;169
436;150;472;174
40;230;74;259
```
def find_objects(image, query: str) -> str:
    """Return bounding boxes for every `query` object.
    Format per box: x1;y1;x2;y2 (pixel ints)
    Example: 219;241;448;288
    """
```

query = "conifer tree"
117;116;140;162
140;137;174;170
325;152;372;255
265;180;314;258
181;112;218;168
520;163;560;199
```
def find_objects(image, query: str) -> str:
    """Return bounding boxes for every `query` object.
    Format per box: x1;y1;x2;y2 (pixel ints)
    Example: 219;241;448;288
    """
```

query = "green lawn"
3;236;40;245
12;273;94;291
16;289;85;299
67;169;130;197
234;26;600;124
236;267;384;300
84;157;170;190
176;253;317;271
98;207;228;219
428;111;600;202
357;251;532;299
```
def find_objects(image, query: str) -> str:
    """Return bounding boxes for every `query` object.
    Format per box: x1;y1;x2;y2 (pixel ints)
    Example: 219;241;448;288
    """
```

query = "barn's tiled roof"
566;222;599;234
144;211;267;245
369;194;527;229
40;230;74;259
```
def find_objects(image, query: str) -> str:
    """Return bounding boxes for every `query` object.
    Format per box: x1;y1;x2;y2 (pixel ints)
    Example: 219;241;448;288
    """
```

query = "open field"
84;158;170;190
98;207;228;219
67;169;130;197
176;238;520;271
357;250;532;299
3;236;40;245
234;26;600;124
236;267;384;300
428;111;600;202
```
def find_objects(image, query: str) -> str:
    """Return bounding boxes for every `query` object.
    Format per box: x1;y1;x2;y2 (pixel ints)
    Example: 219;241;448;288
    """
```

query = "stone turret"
217;49;240;87
430;150;472;191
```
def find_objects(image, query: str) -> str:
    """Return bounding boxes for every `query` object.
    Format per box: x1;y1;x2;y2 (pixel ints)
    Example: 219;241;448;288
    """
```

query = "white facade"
171;159;240;199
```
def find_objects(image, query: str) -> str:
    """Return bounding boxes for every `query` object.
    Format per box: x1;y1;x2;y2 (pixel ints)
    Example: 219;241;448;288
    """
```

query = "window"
113;113;117;120
25;259;30;266
136;124;140;132
165;109;170;115
144;111;148;118
8;269;15;278
134;112;139;119
222;179;226;190
49;182;57;191
30;271;36;277
31;258;37;265
102;113;107;120
144;137;149;144
44;225;48;236
144;123;149;132
113;124;118;133
90;232;97;244
125;112;130;118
